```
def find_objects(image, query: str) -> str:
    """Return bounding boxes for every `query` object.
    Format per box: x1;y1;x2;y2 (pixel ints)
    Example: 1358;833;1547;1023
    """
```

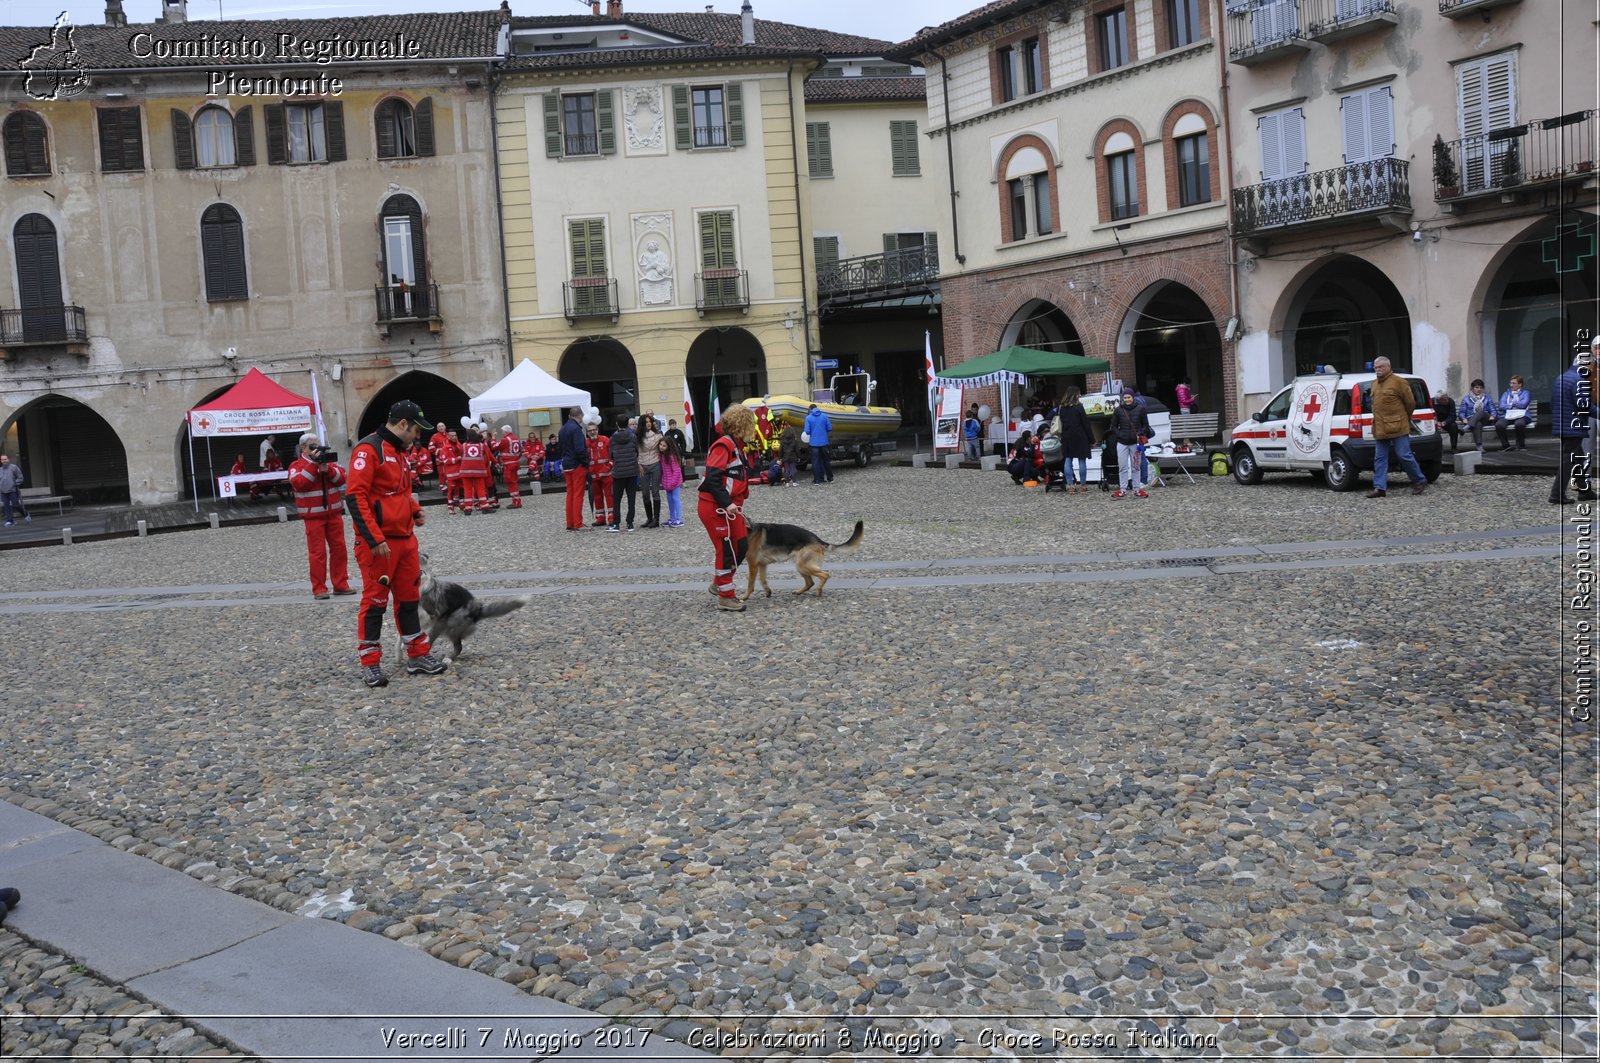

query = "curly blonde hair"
719;403;756;443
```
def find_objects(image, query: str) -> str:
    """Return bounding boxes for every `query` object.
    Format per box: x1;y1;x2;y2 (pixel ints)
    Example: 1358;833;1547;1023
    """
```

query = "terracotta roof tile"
509;11;890;58
804;75;926;103
889;0;1045;59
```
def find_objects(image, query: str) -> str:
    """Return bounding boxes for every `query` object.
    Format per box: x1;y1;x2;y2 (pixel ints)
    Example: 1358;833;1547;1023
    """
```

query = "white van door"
1253;385;1296;468
1287;378;1334;467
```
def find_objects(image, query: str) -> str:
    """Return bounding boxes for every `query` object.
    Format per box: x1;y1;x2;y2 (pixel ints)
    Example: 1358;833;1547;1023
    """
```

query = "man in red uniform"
288;433;355;600
558;407;589;530
586;422;613;527
698;404;758;612
345;400;447;687
494;425;525;508
458;428;491;515
439;431;463;514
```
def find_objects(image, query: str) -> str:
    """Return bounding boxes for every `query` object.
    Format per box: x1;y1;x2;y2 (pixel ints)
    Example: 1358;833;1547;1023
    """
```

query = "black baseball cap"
388;400;434;431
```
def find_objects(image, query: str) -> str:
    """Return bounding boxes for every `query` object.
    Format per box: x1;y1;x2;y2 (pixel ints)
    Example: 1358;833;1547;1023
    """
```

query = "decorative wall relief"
624;84;666;154
631;212;674;306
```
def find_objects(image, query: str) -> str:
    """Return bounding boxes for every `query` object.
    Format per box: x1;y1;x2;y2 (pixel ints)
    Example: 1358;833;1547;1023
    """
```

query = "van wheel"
1232;447;1262;485
1325;448;1359;492
1422;460;1441;483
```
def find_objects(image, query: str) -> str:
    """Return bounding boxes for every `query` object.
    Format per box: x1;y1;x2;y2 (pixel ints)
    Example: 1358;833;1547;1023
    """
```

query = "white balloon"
459;414;473;430
977;404;991;421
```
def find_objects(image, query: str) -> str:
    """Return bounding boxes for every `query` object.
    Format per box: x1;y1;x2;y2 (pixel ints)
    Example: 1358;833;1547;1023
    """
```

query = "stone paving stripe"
1211;544;1558;574
3;799;709;1063
1378;525;1560;546
1254;538;1387;555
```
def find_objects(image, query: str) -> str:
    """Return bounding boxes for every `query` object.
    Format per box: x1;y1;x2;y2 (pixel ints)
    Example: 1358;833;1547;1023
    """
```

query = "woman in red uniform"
458;429;491;514
698;404;757;612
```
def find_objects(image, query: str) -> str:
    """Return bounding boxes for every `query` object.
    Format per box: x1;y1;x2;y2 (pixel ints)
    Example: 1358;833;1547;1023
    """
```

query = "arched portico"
685;327;767;447
2;395;130;504
358;370;471;439
1118;281;1224;415
1275;255;1410;379
1475;211;1598;402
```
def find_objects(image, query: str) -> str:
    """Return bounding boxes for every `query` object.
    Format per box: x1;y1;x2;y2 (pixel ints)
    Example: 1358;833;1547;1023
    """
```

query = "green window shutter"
725;82;744;147
700;211;737;306
543;94;562;157
924;231;939;270
812;236;838;272
171;108;195;170
323;100;346;162
414;97;435;157
806;121;831;177
569;218;608;313
672;85;691;150
891;120;920;176
597;90;616;155
233;105;255;166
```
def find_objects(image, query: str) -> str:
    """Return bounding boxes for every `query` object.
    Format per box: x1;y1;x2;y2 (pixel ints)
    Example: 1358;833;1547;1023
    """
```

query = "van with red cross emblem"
1228;369;1443;492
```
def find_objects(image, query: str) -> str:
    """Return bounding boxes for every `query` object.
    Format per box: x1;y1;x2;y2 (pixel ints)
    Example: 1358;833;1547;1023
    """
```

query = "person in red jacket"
288;433;355;600
525;432;545;485
458;428;492;515
586;422;614;527
345;400;446;688
494;425;525;508
698;403;758;612
438;432;463;513
251;446;291;501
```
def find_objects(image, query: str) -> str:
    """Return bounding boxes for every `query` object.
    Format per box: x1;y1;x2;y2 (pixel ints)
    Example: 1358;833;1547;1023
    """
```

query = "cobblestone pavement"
0;468;1594;1059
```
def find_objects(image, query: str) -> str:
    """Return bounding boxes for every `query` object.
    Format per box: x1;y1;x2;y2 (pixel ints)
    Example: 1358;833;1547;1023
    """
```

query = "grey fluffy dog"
417;551;527;661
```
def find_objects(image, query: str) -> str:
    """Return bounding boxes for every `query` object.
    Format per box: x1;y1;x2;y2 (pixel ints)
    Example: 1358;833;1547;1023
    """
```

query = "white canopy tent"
469;359;592;418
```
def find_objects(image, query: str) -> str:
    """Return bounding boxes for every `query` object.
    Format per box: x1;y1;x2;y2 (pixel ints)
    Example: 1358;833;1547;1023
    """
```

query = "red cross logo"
197;417;211;431
1301;394;1322;421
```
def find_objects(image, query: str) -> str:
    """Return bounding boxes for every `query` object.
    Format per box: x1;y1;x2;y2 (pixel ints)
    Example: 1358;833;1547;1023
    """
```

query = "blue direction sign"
814;358;839;370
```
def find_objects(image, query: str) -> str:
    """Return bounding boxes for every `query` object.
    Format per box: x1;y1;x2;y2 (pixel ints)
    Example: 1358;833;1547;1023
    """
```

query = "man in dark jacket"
1367;356;1427;497
1550;341;1595;504
558;407;589;530
1108;390;1152;498
609;416;641;530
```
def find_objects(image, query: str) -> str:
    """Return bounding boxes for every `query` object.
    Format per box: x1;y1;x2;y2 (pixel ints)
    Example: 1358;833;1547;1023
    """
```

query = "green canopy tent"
935;346;1111;446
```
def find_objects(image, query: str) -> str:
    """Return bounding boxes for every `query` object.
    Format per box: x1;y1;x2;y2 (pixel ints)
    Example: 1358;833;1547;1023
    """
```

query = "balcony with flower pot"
1434;111;1597;210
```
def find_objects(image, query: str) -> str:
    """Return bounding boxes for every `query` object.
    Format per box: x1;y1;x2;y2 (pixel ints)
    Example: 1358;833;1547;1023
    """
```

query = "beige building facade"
0;4;506;505
1222;0;1598;414
897;0;1235;421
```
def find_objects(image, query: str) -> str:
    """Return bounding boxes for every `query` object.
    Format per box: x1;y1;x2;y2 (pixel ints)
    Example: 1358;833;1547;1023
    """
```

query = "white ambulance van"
1228;370;1443;491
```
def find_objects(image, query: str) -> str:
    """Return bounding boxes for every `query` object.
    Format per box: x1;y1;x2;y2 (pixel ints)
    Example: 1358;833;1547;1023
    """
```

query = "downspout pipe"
787;58;816;386
933;46;965;266
1214;0;1240;412
487;60;515;374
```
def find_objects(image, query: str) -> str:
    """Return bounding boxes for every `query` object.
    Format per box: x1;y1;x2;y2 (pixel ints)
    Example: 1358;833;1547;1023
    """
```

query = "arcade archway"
998;299;1089;407
686;328;768;449
1281;256;1410;377
1120;282;1224;416
1479;211;1598;403
2;395;130;504
357;371;471;439
559;339;639;429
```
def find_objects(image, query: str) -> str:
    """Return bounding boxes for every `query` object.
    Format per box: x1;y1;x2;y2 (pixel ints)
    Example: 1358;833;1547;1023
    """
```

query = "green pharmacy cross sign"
1540;222;1597;275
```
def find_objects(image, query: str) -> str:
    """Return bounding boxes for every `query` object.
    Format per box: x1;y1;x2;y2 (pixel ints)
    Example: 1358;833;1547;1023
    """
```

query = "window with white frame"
1103;130;1139;220
1457;52;1517;191
1173;111;1211;206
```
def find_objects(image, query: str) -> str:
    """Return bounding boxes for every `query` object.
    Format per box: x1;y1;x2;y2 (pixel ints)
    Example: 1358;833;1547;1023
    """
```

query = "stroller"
1039;432;1067;492
1098;434;1118;492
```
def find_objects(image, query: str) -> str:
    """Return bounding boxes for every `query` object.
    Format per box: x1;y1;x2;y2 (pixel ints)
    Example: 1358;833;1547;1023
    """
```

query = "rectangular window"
286;104;327;163
1458;53;1516;191
1098;9;1130;70
1177;133;1210;205
691;86;726;148
699;209;740;307
1032;172;1052;235
806;121;832;178
1108;152;1139;219
890;120;920;176
1021;37;1043;94
97;107;144;172
563;93;598;156
813;235;840;274
383;217;416;287
569;218;609;314
1257;106;1307;181
1168;0;1201;47
1341;85;1394;164
996;45;1017;102
1008;178;1028;240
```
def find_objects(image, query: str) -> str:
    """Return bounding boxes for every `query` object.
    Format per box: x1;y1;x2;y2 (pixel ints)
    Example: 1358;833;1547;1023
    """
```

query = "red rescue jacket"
288;455;347;518
345;427;421;547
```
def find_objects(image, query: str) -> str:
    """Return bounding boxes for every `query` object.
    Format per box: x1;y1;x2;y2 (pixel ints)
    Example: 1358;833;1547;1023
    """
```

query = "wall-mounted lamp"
1223;316;1240;343
330;362;343;381
222;346;238;362
104;90;127;99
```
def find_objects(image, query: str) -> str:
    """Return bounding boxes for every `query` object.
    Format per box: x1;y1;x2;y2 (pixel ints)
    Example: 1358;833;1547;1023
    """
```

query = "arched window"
1101;129;1141;221
194;107;235;168
201;204;248;302
376;98;434;159
14;214;64;341
1169;111;1213;207
380;194;428;318
3;112;49;176
997;136;1058;243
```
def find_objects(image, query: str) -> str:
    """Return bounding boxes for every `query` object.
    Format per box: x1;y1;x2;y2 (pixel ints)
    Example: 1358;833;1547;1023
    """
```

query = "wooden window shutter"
882;233;897;255
1257;111;1282;180
813;236;838;272
725;82;744;148
672;85;691;150
890;120;919;176
806;122;831;177
1340;91;1367;164
4;114;48;176
172;108;196;170
324;100;346;162
375;101;398;159
597;90;616;155
569;218;607;278
717;212;736;268
1283;107;1306;175
543;94;562;157
415;97;435;157
99;107;140;171
1484;53;1515;131
120;108;144;171
233;106;255;166
699;210;718;264
925;231;939;267
264;104;287;165
15;214;63;309
1366;85;1393;158
201;204;247;301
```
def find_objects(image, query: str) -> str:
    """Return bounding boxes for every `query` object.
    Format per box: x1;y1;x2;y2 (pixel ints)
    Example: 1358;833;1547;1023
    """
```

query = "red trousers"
445;474;462;510
698;496;748;600
504;467;521;506
354;534;431;667
301;513;350;596
461;474;487;513
564;467;587;528
590;474;613;525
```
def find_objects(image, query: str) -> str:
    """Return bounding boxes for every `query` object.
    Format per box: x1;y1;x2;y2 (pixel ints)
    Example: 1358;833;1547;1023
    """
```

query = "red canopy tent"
186;368;320;508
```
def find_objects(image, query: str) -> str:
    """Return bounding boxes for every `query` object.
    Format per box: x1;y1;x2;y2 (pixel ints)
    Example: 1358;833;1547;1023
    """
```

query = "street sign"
814;357;839;370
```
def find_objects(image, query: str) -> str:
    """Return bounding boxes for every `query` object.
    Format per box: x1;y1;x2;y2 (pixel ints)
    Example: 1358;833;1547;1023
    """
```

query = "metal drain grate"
1157;556;1214;567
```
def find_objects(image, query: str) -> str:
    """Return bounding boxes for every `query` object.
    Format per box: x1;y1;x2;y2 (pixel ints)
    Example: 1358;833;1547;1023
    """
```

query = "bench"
1168;412;1222;444
19;486;73;515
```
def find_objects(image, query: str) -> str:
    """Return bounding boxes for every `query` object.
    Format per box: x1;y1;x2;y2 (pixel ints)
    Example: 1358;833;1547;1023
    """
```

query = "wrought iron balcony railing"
563;277;619;322
1435;110;1596;200
816;245;940;302
693;125;727;149
564;132;598;156
1439;0;1521;18
0;304;88;347
1225;0;1310;64
1304;0;1397;42
694;268;749;314
1233;157;1410;235
374;282;441;325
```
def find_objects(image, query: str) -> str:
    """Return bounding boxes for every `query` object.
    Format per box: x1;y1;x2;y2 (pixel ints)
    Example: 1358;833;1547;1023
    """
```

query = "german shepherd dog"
742;519;864;601
417;551;528;660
